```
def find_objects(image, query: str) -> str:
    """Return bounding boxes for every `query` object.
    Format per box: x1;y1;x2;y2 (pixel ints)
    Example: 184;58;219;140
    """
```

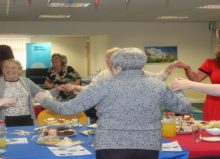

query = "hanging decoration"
13;0;16;4
125;0;130;5
27;0;32;5
94;0;100;6
66;0;73;6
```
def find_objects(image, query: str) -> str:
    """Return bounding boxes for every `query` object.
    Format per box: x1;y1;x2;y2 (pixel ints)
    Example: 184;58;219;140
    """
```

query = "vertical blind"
0;37;30;69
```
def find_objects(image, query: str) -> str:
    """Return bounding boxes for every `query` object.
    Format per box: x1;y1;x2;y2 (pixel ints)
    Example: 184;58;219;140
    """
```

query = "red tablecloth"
166;131;220;158
34;106;45;118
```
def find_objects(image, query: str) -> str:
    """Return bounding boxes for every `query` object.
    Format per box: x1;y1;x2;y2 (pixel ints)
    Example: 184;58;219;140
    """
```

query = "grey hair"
2;59;22;70
111;48;147;70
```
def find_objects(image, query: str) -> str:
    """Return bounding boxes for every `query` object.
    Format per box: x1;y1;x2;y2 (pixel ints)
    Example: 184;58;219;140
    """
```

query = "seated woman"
44;53;81;100
35;47;191;159
0;59;53;127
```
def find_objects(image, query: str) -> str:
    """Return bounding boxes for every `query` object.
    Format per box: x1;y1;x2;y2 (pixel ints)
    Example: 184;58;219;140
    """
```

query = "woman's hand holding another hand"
57;83;80;93
0;98;15;107
171;78;193;91
34;92;52;103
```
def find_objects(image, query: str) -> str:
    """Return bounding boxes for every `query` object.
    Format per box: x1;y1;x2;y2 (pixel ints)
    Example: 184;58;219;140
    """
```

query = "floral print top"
46;65;81;100
3;81;30;116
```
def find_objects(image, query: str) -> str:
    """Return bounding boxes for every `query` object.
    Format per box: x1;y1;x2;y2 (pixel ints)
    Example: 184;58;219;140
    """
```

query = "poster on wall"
26;43;51;68
144;46;177;63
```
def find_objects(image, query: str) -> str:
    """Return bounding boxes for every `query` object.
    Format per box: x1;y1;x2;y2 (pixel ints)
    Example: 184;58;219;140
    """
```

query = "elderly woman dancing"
0;59;54;126
35;47;191;159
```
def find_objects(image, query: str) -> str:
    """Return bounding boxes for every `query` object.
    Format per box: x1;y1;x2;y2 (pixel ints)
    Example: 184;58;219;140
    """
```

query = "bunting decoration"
125;0;130;5
94;0;100;6
66;0;73;6
27;0;32;5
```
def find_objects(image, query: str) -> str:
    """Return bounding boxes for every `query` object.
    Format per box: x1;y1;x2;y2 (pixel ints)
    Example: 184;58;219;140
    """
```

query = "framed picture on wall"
144;46;177;63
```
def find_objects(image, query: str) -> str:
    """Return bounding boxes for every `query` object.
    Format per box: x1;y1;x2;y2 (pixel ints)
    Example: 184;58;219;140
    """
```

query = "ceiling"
0;0;220;22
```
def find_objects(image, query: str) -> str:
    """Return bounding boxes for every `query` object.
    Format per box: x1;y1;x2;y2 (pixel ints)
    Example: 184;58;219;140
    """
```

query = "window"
0;37;30;69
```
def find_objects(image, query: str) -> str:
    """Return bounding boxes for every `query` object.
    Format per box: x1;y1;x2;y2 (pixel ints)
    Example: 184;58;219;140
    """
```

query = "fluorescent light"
156;16;189;20
197;5;220;9
48;2;90;8
39;15;71;19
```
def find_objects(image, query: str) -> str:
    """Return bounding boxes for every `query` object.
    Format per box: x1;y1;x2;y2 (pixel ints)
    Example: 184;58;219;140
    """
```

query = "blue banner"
26;43;51;68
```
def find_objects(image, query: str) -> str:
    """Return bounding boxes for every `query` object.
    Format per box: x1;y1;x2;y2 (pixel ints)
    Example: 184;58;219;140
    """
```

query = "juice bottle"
0;120;6;148
162;113;176;137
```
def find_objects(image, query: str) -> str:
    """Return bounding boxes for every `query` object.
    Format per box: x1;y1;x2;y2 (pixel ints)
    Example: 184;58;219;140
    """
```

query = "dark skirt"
5;115;34;127
96;149;159;159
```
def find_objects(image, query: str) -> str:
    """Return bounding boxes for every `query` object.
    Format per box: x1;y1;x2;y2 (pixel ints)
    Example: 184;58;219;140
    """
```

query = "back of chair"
37;109;88;126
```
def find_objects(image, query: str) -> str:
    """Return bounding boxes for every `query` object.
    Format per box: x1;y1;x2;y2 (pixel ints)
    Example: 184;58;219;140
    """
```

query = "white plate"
202;137;220;142
87;123;97;128
0;149;6;154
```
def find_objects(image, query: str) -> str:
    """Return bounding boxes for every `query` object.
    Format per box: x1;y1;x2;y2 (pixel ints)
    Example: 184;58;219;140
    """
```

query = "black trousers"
96;149;159;159
5;115;34;127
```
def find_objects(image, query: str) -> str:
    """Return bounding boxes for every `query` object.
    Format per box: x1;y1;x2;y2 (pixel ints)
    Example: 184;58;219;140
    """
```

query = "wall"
0;21;213;100
30;36;87;76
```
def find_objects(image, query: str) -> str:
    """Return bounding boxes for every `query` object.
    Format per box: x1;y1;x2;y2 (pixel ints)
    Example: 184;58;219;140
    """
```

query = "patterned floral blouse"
45;65;81;100
3;81;30;116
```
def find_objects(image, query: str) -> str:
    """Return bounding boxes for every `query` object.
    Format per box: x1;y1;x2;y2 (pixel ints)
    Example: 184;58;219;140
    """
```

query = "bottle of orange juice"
0;120;6;148
162;113;176;137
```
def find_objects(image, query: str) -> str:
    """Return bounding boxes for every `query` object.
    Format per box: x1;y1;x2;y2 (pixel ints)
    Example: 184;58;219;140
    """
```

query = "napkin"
48;145;91;156
162;141;182;151
7;138;28;144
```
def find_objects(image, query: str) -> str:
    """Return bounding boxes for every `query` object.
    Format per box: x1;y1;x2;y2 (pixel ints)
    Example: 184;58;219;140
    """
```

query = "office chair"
37;109;88;126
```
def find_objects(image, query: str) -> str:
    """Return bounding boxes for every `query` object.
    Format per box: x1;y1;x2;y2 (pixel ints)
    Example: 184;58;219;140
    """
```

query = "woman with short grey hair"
111;47;146;71
35;47;191;159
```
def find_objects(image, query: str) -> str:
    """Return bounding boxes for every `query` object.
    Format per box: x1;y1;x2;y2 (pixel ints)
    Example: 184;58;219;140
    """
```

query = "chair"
26;68;48;88
37;109;88;126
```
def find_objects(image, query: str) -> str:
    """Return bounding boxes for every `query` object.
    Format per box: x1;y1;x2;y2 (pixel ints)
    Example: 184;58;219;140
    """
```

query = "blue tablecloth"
159;139;189;159
0;126;188;159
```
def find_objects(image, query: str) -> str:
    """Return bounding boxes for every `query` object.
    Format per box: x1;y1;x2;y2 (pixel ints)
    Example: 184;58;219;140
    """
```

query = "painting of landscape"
145;46;177;63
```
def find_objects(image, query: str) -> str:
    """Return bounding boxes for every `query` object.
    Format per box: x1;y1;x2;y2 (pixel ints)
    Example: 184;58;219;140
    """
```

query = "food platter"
87;123;97;128
81;129;95;135
201;137;220;142
44;118;72;126
36;126;77;137
176;125;193;134
36;136;83;147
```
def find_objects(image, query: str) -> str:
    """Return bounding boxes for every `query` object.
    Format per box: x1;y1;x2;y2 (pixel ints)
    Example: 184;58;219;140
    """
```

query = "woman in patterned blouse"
44;53;81;100
0;59;48;126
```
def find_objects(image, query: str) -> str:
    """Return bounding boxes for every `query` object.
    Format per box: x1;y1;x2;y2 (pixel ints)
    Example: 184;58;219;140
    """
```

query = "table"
166;131;220;158
0;126;188;159
2;126;95;159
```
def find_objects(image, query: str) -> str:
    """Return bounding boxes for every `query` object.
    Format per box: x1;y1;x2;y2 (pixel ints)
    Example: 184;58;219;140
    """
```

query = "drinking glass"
192;125;201;142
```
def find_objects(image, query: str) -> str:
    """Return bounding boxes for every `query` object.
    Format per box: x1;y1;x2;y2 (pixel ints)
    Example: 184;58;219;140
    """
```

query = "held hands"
171;78;193;91
34;92;53;103
0;98;15;106
57;83;82;93
171;60;190;69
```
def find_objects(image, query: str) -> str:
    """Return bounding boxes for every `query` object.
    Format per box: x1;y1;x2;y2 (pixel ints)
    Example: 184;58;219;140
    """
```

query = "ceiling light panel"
197;4;220;9
156;16;189;20
48;2;90;8
39;15;71;19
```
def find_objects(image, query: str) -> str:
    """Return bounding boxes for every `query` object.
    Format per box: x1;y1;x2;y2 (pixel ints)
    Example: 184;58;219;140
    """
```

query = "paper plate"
202;137;220;142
